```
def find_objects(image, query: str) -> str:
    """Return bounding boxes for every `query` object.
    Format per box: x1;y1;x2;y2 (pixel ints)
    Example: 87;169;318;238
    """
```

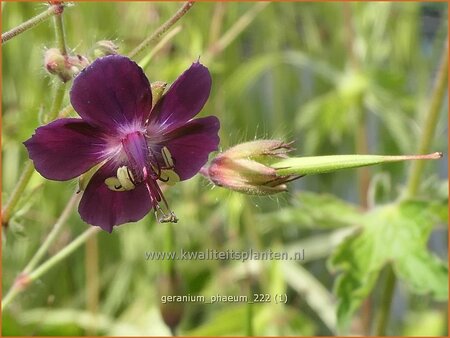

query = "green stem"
1;162;35;227
53;11;67;55
23;192;80;274
164;223;175;273
375;266;396;335
138;25;182;70
47;81;67;121
204;2;269;63
1;4;61;44
246;293;254;336
1;16;68;227
375;38;448;336
30;227;99;281
405;40;448;198
1;227;100;310
128;1;194;59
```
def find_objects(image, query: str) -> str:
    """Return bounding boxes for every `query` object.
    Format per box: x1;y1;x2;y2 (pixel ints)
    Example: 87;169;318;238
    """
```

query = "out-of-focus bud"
158;271;184;334
90;40;119;58
204;140;301;195
44;48;89;82
151;81;167;108
48;1;64;15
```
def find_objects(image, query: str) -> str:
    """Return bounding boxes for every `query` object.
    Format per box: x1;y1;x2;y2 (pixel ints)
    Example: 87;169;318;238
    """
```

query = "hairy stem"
128;1;194;59
53;10;68;55
1;4;62;43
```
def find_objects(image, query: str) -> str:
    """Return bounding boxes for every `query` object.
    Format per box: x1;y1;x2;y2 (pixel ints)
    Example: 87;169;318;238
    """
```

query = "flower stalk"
2;9;68;227
1;162;35;227
204;2;269;62
23;191;80;274
53;9;67;55
405;40;448;198
376;38;448;336
2;192;79;308
128;1;194;59
2;226;100;310
1;3;63;43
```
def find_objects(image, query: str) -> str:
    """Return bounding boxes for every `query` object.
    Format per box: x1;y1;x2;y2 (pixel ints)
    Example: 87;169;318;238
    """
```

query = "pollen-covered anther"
158;146;180;185
104;166;136;191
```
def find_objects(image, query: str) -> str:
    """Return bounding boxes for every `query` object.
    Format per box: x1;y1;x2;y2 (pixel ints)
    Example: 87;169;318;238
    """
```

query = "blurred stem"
28;227;100;289
246;293;254;336
1;162;35;227
23;191;80;274
2;227;100;310
128;1;194;59
53;10;67;55
3;220;99;311
242;203;260;337
139;25;182;70
164;223;175;273
86;235;99;335
375;266;396;336
1;18;68;228
48;81;67;120
376;38;448;336
343;3;372;327
1;4;61;43
208;2;226;45
204;2;269;62
405;39;448;198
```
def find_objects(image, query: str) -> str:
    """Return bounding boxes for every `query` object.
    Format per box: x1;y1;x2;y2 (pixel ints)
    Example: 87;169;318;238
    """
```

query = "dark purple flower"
24;55;220;232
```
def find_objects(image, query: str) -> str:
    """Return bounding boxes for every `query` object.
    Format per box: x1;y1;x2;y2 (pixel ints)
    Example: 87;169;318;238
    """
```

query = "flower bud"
44;48;89;83
204;140;300;195
90;40;119;58
158;271;184;334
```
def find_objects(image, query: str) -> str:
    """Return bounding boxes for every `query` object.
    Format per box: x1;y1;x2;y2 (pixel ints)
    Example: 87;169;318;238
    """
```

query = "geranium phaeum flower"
24;55;220;232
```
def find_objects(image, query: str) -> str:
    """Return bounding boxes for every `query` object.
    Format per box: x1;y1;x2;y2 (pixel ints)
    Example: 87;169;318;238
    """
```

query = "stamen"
105;166;136;191
144;178;178;224
161;146;175;168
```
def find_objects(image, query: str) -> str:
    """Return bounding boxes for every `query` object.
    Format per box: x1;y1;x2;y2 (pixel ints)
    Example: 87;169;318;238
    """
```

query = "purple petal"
70;55;152;131
148;62;212;130
78;160;152;232
160;116;220;180
24;118;110;180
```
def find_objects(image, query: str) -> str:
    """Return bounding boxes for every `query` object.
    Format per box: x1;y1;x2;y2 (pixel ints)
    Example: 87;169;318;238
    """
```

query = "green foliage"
329;200;448;329
2;2;448;336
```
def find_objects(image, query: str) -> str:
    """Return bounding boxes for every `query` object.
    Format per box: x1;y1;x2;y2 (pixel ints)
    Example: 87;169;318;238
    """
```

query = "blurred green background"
2;2;448;336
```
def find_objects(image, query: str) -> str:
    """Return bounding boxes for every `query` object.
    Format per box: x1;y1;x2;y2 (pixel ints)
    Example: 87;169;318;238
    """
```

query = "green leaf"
328;200;448;330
